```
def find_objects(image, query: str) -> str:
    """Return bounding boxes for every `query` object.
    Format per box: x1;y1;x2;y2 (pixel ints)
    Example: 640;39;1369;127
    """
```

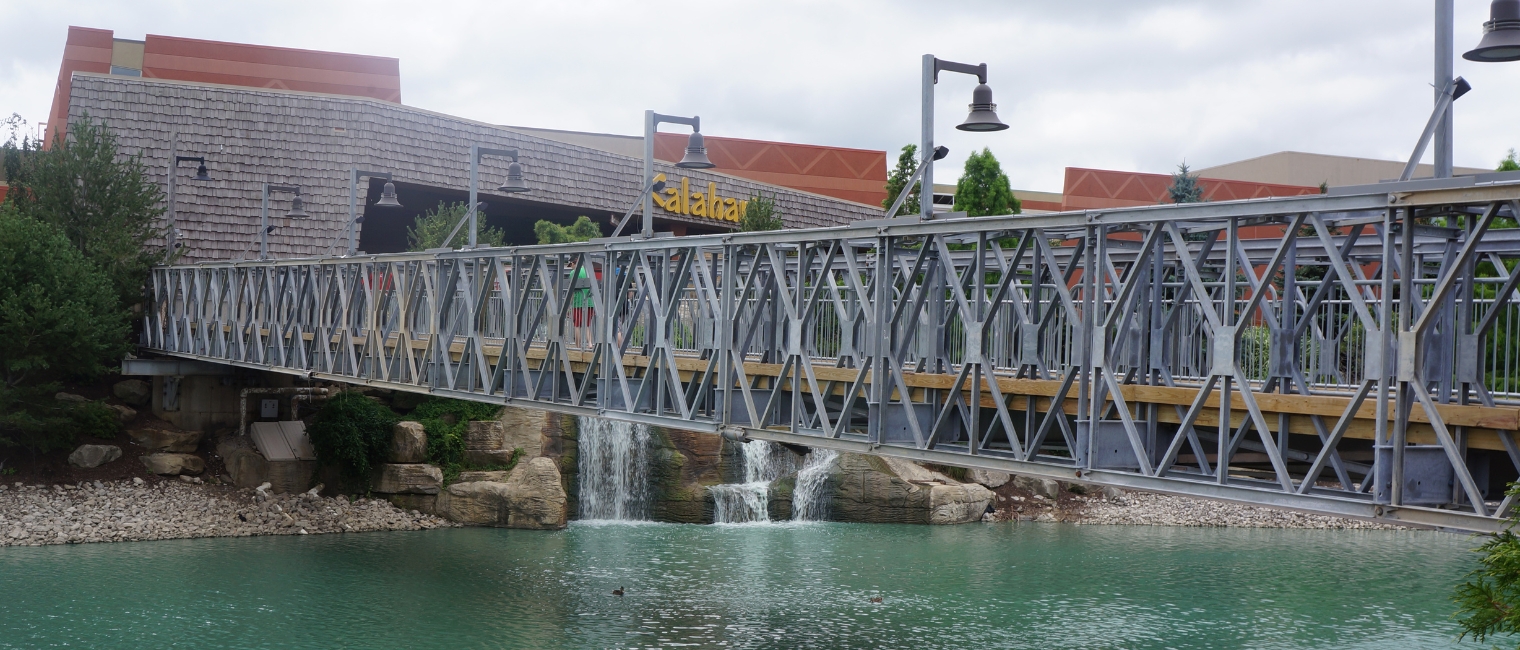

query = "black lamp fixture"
676;129;715;169
1466;0;1520;62
193;162;211;181
498;161;529;193
286;193;309;219
375;181;403;207
958;83;1009;132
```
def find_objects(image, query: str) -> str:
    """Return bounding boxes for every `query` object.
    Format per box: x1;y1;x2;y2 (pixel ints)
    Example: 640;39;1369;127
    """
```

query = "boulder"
140;453;205;476
371;464;443;495
464;421;516;466
107;404;137;423
497;408;545;458
438;457;566;529
128;427;202;453
113;379;152;406
969;469;1011;489
1013;475;1061;500
455;470;510;483
54;392;88;403
1101;486;1127;503
216;434;318;493
68;444;122;468
390;421;427;463
827;454;993;525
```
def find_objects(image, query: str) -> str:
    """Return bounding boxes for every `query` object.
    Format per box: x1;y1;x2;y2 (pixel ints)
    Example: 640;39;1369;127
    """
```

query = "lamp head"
265;225;278;234
676;131;716;169
932;145;950;161
285;194;309;219
1466;0;1520;62
957;83;1009;132
193;163;211;181
374;181;402;207
498;161;529;193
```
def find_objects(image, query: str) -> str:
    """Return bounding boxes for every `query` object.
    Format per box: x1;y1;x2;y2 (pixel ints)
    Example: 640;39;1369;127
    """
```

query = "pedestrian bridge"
140;178;1520;532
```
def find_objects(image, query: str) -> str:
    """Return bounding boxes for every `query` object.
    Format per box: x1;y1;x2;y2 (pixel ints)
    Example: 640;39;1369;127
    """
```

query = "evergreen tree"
6;114;165;308
882;144;920;216
1167;162;1205;204
738;192;783;231
1454;484;1520;646
1500;149;1520;172
533;215;602;244
407;201;505;250
953;147;1020;217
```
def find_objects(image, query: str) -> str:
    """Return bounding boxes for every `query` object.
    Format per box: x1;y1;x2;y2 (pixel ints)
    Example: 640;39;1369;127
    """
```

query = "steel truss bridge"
142;179;1520;532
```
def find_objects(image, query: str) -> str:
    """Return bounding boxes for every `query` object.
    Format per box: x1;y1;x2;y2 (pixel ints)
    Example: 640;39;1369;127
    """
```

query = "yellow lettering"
690;189;708;217
737;200;748;219
680;177;690;215
724;198;738;221
708;183;722;220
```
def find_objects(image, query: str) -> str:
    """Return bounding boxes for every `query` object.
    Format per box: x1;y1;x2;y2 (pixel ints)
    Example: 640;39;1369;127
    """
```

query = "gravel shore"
1073;490;1403;529
0;480;455;547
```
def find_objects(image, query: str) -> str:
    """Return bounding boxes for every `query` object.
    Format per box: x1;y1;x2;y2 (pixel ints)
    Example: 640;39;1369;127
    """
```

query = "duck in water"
613;587;624;597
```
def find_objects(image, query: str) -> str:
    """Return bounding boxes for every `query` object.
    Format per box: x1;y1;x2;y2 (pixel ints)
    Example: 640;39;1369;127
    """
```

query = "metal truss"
141;180;1520;532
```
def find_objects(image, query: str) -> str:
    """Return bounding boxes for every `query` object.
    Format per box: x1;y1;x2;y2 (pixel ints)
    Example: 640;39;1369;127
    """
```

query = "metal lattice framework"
142;180;1520;531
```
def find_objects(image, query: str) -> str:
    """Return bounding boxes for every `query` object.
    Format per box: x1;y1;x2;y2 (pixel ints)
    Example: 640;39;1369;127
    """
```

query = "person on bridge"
571;263;596;349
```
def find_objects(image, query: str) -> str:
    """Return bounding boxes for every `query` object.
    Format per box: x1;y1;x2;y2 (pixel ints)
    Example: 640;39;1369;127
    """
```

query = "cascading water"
708;440;795;523
577;417;651;521
791;449;839;521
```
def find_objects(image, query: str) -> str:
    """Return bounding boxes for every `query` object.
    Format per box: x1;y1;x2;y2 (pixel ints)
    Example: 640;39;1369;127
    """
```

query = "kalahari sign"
650;173;745;223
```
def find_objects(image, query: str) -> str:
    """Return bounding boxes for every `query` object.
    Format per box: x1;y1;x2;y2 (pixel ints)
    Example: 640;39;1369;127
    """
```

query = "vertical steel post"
921;54;935;221
348;168;359;256
167;136;178;253
643;110;656;239
1435;0;1455;179
259;183;270;261
468;144;480;248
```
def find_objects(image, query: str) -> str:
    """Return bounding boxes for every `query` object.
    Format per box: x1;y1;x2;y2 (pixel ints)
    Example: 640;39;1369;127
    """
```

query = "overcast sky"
2;0;1518;192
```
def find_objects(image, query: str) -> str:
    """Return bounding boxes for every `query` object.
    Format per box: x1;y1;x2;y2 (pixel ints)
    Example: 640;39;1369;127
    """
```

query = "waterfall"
708;439;793;523
577;417;651;521
792;450;839;522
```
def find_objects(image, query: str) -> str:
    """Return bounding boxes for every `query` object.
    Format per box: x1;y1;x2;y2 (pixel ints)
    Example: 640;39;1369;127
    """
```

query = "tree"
1454;484;1520;646
1500;149;1520;172
407;201;504;251
737;192;782;231
0;204;128;388
6;114;165;308
953;147;1020;217
882;144;920;216
1167;162;1205;204
534;215;602;244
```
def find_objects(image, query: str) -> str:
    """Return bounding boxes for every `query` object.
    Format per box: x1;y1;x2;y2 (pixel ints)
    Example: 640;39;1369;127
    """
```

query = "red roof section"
1061;167;1319;211
654;132;887;206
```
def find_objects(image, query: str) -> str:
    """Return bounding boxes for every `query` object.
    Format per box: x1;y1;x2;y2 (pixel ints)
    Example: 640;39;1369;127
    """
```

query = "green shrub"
0;205;129;387
306;391;400;484
411;396;505;481
0;384;120;455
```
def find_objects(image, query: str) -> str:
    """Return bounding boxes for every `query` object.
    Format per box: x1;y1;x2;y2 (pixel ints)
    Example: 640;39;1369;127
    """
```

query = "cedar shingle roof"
67;73;883;262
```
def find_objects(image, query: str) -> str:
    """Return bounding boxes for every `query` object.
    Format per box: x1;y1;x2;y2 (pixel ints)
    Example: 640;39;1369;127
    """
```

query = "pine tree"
953;147;1020;217
738;192;782;231
1167;162;1205;204
882;144;920;216
1499;149;1519;172
407;202;505;250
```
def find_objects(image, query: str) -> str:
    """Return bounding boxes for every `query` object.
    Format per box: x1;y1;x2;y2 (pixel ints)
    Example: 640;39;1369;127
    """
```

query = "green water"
0;522;1485;649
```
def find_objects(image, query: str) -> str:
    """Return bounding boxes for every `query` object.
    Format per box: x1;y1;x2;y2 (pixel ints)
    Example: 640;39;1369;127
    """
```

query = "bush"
738;192;782;232
407;201;504;251
411;397;507;481
0;205;129;387
0;384;120;455
534;215;602;244
306;391;400;484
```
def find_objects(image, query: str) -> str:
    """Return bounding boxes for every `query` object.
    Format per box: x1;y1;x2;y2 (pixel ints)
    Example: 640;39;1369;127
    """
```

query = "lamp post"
259;183;306;261
1421;0;1520;180
342;168;401;256
918;55;1008;220
467;144;529;248
642;111;715;239
165;139;211;253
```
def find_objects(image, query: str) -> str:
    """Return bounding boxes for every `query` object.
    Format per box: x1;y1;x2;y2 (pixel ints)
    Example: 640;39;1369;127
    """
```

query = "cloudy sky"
2;0;1518;192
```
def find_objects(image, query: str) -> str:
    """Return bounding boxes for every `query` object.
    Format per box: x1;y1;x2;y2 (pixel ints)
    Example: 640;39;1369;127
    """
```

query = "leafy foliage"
0;205;128;387
306;391;400;484
1500;149;1520;173
882;144;920;217
737;192;782;232
411;397;505;481
1454;483;1520;646
0;384;120;454
5;115;166;307
1166;162;1205;204
534;215;602;244
953;147;1020;217
407;201;505;251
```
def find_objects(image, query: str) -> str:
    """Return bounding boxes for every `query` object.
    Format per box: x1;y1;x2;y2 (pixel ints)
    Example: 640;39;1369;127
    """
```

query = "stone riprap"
1073;490;1402;529
0;481;454;547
